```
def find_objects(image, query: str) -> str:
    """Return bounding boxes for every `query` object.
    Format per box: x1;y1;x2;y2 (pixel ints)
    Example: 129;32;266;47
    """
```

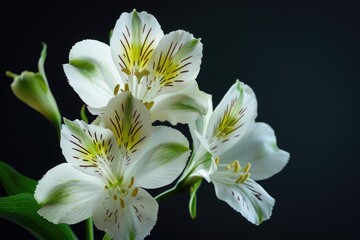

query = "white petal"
188;96;214;151
212;178;274;225
110;10;163;81
92;188;158;240
61;118;119;179
101;93;152;174
206;81;257;156
219;122;290;181
188;152;217;183
125;126;190;189
150;81;211;125
144;30;203;98
64;40;121;114
34;163;103;224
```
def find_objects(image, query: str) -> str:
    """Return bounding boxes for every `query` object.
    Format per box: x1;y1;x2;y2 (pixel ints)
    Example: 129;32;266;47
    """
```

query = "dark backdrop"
1;0;359;239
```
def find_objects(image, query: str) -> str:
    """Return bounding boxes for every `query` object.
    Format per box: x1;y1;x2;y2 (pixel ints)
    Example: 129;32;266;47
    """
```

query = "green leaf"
0;193;77;240
0;161;37;195
189;179;202;219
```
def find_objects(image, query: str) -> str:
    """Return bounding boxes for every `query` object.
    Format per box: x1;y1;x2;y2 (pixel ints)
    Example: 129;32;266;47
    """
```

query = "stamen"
233;160;240;173
113;84;120;95
120;199;125;208
226;164;231;170
226;160;241;173
131;187;139;197
143;101;154;110
121;83;130;92
235;162;252;184
243;173;250;182
128;176;135;188
244;163;251;173
236;175;244;184
122;68;131;75
214;157;220;167
120;189;127;195
135;69;150;81
113;194;118;200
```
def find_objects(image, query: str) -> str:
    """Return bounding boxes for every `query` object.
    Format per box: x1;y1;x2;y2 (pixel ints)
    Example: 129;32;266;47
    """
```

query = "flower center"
113;84;154;110
223;160;251;184
105;176;139;208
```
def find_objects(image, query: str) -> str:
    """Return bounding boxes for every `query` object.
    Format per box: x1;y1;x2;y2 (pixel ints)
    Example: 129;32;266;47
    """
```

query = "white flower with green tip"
34;92;190;240
185;80;289;225
7;43;61;131
64;9;209;125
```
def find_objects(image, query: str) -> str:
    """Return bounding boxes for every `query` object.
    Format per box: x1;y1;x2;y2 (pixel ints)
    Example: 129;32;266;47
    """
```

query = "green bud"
6;43;61;133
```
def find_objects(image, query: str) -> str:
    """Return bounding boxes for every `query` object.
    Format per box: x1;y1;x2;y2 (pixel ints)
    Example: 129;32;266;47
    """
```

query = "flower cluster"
5;9;289;240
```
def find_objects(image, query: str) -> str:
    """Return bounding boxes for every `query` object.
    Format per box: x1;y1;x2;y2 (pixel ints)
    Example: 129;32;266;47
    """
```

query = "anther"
236;172;251;184
113;84;120;95
144;101;154;110
113;194;118;200
131;187;139;197
236;175;244;184
120;199;125;208
122;68;131;75
226;164;231;170
233;160;240;173
243;173;250;182
135;69;150;81
243;163;251;173
128;176;135;188
121;83;130;92
214;157;220;167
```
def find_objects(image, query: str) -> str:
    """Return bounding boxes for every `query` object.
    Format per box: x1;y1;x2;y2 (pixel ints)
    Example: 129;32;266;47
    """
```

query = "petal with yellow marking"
61;118;119;179
206;81;258;156
145;30;203;97
110;10;163;81
101;92;152;173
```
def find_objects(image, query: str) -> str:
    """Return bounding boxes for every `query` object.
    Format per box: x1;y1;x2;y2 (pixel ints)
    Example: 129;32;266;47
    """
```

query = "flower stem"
5;71;19;79
85;218;94;240
155;178;194;203
155;186;178;202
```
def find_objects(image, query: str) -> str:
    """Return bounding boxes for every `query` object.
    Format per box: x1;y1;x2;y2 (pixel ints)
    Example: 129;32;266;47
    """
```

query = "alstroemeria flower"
184;80;289;225
64;9;209;125
7;43;61;130
34;92;190;240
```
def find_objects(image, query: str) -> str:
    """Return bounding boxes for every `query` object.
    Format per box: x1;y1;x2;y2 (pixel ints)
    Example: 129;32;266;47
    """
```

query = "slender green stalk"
155;186;179;203
85;218;94;240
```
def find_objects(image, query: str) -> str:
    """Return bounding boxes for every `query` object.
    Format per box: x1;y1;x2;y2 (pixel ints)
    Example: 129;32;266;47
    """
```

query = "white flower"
7;43;61;130
63;9;209;125
185;80;289;225
34;92;190;240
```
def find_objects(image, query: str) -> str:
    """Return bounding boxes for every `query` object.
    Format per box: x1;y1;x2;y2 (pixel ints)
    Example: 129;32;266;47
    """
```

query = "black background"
1;0;359;239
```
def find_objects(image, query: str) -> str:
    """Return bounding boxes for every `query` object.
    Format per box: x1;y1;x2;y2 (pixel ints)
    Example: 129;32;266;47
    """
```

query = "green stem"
55;121;61;141
155;180;192;203
155;185;179;203
5;71;19;79
85;218;94;240
155;176;201;203
155;150;208;203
